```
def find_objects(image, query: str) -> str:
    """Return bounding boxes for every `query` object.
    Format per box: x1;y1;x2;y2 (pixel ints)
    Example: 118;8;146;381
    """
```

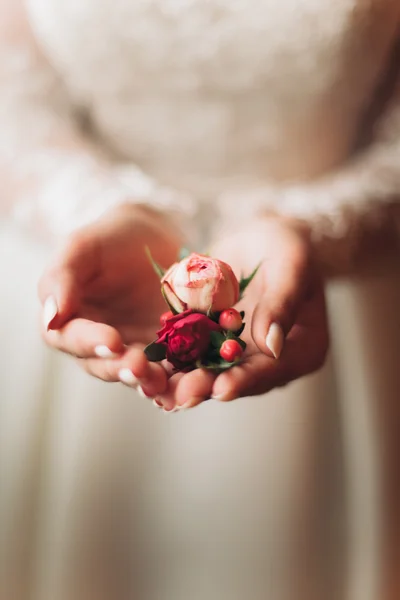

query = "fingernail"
137;385;152;399
94;345;119;359
43;296;58;330
211;393;227;402
118;368;139;387
266;322;284;359
153;399;163;408
163;406;180;413
177;396;203;410
211;392;235;402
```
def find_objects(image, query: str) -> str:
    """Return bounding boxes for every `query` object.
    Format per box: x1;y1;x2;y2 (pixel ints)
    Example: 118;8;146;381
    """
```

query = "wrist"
254;210;312;249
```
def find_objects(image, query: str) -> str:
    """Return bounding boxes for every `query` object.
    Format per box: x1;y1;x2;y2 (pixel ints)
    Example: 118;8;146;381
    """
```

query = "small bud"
160;310;174;325
220;339;243;362
218;308;243;332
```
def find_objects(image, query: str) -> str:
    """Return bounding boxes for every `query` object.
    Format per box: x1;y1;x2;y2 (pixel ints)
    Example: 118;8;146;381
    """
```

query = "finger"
118;348;169;398
77;346;145;383
39;270;81;331
38;231;98;330
211;354;279;402
212;295;329;401
251;256;312;359
154;373;185;412
116;324;161;346
43;318;125;358
78;345;167;394
174;368;217;410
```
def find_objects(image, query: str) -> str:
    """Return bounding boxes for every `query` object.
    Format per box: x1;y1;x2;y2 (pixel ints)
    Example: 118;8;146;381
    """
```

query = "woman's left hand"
155;215;329;411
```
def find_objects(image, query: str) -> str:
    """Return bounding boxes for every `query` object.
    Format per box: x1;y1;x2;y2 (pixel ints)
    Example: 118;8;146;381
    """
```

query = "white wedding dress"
1;1;400;599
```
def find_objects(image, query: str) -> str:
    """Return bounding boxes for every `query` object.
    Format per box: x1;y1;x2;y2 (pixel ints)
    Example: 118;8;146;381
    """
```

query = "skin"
39;203;181;398
39;205;329;410
155;215;329;410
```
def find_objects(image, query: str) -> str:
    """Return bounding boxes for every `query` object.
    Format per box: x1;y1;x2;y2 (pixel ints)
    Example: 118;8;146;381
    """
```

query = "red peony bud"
156;310;221;370
220;339;243;362
218;308;243;332
160;310;174;326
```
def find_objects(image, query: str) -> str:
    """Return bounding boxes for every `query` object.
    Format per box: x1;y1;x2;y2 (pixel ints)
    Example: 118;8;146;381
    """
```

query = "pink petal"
162;281;187;313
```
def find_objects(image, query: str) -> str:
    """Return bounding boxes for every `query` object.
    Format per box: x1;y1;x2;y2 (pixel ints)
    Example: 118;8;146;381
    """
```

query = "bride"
1;0;399;598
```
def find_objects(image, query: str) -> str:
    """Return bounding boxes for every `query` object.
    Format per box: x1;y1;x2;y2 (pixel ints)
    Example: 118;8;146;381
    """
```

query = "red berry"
160;310;174;325
220;339;243;362
218;308;243;332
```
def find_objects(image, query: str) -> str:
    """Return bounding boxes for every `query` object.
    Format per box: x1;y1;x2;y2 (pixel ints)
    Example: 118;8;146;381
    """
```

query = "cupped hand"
38;203;182;398
155;215;329;411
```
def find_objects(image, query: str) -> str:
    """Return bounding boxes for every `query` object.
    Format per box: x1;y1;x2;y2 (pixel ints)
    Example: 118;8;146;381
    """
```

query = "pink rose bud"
161;253;239;314
218;308;243;332
220;339;243;362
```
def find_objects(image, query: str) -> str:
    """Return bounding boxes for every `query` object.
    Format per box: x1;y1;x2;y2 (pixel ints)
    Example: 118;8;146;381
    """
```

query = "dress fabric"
0;1;400;599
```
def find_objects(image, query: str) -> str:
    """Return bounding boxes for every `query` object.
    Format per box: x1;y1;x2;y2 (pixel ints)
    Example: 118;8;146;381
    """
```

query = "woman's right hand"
38;202;182;398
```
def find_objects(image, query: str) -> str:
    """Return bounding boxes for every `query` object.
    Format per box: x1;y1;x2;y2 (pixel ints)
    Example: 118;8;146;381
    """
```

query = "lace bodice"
1;0;400;268
26;0;399;193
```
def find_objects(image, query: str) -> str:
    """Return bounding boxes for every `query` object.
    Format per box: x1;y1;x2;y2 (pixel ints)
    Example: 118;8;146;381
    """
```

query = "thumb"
38;268;82;331
251;261;310;359
38;232;97;330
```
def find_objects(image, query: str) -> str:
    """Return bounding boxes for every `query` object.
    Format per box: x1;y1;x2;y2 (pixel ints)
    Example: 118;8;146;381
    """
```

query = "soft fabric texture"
1;0;400;261
0;1;400;599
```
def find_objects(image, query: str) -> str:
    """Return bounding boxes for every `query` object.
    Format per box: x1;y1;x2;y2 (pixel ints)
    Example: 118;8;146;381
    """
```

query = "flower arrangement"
144;249;259;372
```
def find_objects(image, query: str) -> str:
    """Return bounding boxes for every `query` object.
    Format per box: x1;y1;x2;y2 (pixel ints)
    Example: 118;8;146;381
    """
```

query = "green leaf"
235;323;245;336
210;331;226;348
161;287;179;314
162;282;186;314
144;341;167;362
237;337;247;351
239;263;262;298
179;247;191;260
145;246;166;280
207;306;219;321
198;358;242;372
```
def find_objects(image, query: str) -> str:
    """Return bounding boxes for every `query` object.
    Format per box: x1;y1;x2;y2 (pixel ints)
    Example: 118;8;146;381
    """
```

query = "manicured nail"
211;393;226;401
43;296;58;330
118;368;138;387
266;322;284;359
137;385;152;399
163;406;180;413
94;345;119;359
177;397;203;410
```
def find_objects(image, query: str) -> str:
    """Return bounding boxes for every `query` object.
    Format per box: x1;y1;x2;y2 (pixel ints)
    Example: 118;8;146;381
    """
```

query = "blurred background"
1;222;400;600
1;1;400;599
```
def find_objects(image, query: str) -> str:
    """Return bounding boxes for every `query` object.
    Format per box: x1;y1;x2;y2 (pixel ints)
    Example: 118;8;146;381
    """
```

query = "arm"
0;0;195;397
217;56;400;277
0;0;195;242
172;44;400;407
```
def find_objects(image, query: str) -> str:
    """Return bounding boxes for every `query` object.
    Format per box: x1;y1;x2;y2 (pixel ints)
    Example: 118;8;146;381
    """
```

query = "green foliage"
145;246;166;279
210;331;226;348
239;263;261;298
144;341;167;362
161;286;179;314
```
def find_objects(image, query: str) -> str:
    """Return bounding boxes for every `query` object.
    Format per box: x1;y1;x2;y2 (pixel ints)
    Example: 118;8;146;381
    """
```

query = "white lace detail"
11;148;197;239
217;147;400;271
1;0;400;267
217;72;400;271
218;149;400;241
0;4;197;242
